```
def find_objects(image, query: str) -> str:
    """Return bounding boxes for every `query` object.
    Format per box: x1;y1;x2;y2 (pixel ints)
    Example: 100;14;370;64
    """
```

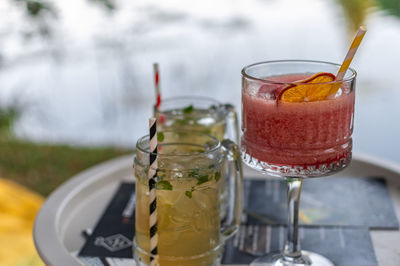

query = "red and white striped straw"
336;26;367;81
148;117;159;265
153;63;161;110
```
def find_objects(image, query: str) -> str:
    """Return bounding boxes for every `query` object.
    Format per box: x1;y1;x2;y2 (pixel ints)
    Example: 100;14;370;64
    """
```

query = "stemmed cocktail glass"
241;60;356;266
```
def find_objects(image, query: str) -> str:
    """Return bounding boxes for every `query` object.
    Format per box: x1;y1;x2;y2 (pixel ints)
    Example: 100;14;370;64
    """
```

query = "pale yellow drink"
134;139;225;266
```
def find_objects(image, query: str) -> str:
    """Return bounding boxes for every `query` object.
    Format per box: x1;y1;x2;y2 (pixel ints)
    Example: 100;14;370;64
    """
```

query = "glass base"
250;251;334;266
240;140;352;178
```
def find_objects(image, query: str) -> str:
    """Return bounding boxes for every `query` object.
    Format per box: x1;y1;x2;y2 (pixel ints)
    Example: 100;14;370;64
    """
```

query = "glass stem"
283;177;303;260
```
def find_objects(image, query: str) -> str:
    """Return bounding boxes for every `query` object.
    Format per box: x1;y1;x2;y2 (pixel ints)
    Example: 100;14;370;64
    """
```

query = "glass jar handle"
224;104;240;144
220;139;243;240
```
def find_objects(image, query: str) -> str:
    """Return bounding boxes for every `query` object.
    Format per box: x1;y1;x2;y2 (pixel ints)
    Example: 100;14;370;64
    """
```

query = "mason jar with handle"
133;131;243;266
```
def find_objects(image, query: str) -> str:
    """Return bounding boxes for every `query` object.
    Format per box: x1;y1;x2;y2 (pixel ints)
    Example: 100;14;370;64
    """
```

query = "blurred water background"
1;1;400;264
1;0;400;163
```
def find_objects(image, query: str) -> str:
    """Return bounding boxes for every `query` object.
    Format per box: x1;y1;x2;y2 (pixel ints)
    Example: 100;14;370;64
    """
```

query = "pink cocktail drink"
241;69;356;177
242;74;355;168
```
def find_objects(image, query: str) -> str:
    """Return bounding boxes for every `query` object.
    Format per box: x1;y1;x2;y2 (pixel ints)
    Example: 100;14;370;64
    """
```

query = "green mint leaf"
156;180;173;190
196;175;210;185
215;171;221;182
183;105;194;114
157;132;164;142
185;190;192;198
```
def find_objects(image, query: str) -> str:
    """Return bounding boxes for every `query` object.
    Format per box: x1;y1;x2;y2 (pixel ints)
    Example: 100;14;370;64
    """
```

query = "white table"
34;153;400;265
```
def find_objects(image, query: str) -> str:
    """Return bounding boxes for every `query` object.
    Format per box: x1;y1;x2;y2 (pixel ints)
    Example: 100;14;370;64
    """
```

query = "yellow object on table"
0;178;44;266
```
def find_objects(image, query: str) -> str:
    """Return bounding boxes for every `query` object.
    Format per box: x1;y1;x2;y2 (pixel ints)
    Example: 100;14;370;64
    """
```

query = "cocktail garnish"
189;169;211;185
277;72;336;103
156;180;173;190
157;132;165;142
185;190;193;198
184;169;221;198
276;26;367;104
195;175;209;185
183;105;194;114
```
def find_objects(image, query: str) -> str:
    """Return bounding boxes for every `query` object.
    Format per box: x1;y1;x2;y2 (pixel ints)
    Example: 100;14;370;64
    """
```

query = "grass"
0;139;133;197
0;105;133;197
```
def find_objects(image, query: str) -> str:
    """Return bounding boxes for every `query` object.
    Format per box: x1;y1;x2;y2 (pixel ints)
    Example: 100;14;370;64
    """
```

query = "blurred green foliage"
8;0;116;39
0;105;132;197
0;106;20;138
13;0;115;18
89;0;116;11
0;139;132;196
12;0;56;19
377;0;400;17
337;0;400;37
336;0;375;34
23;0;56;17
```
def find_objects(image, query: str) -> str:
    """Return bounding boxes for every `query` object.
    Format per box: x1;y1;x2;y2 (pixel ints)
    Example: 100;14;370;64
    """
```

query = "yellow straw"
336;26;367;81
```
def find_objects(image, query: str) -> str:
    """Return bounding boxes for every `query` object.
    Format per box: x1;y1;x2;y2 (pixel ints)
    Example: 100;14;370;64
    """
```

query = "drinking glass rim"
160;95;223;105
136;130;221;157
241;59;357;85
154;96;224;113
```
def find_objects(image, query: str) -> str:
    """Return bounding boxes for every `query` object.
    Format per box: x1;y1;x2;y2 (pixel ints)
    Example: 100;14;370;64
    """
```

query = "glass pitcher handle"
224;104;240;144
221;139;243;240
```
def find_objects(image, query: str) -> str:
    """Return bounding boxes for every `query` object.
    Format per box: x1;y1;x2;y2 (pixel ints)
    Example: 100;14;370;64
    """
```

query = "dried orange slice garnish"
277;72;339;103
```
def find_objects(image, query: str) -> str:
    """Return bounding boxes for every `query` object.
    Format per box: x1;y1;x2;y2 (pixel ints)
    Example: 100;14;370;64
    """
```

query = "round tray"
33;153;400;266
